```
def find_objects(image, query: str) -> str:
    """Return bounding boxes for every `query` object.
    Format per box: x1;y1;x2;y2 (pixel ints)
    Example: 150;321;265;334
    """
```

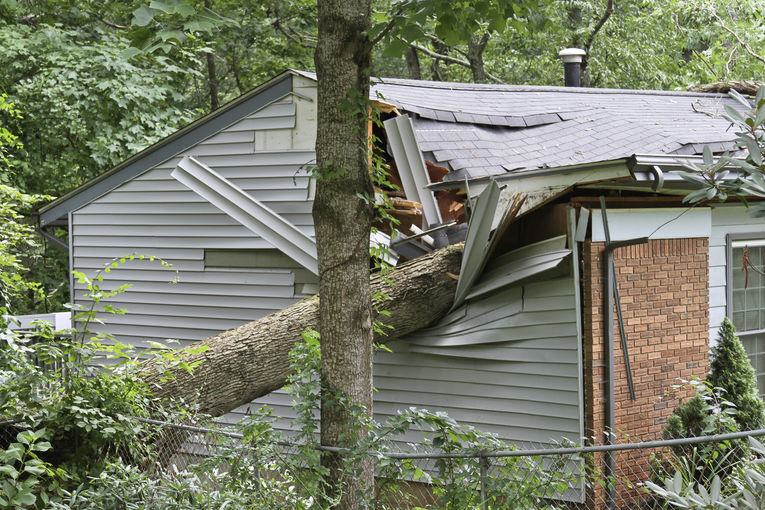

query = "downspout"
599;196;648;510
649;165;664;192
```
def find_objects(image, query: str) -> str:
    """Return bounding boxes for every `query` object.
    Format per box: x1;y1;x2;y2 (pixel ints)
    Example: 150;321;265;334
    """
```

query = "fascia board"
383;115;442;226
172;156;318;274
427;158;633;192
39;72;293;227
590;207;711;242
494;164;633;196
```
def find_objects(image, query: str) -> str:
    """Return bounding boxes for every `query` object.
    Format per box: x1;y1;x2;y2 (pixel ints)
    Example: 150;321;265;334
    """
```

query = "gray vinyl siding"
381;275;581;445
709;205;765;342
70;96;317;425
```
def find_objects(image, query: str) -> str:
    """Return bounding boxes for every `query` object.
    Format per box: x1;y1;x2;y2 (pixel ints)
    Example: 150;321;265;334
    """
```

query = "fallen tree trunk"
690;80;764;96
141;244;464;417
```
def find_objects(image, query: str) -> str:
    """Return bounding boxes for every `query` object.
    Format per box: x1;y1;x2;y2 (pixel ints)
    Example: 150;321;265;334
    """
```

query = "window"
729;236;765;396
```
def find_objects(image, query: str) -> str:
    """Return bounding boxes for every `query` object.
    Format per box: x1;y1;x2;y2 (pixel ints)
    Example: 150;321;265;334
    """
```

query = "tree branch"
712;11;765;65
582;0;614;70
690;81;765;96
425;33;468;58
272;18;316;49
369;16;399;48
101;19;128;30
410;43;504;84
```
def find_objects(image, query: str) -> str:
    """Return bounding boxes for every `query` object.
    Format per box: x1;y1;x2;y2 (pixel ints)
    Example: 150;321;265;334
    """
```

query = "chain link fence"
20;415;749;509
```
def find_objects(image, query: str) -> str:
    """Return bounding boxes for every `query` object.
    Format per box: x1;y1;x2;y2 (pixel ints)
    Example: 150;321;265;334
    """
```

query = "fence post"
479;454;489;510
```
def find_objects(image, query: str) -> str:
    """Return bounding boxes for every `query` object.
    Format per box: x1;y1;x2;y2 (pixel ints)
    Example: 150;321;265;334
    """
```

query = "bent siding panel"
374;275;581;446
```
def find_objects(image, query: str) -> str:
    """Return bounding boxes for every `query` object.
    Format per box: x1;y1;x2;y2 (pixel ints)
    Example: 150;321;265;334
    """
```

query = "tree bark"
204;0;219;111
141;244;462;414
405;47;421;80
466;32;490;83
313;0;376;506
690;81;764;96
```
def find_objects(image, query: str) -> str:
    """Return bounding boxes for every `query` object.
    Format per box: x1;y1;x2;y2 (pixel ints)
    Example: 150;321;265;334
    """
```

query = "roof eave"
428;157;635;193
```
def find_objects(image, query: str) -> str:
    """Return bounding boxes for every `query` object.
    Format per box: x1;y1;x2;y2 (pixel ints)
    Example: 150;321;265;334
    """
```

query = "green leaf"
15;491;35;506
132;5;159;27
23;464;45;475
383;38;410;58
30;441;51;453
724;105;747;126
702;145;714;166
0;465;19;479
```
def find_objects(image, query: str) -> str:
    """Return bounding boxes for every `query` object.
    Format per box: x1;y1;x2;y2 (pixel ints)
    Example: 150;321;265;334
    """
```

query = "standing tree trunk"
204;0;219;111
466;32;490;82
314;0;374;507
430;39;450;81
405;46;422;79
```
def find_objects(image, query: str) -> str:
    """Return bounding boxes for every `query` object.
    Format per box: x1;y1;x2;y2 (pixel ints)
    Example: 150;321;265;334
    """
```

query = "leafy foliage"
0;185;50;322
679;85;765;215
655;320;765;502
709;318;764;431
661;378;741;488
0;23;195;196
646;435;765;509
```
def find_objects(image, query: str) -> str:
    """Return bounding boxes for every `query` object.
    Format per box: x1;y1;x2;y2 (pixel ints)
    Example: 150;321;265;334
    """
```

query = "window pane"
746;310;760;331
732;243;765;397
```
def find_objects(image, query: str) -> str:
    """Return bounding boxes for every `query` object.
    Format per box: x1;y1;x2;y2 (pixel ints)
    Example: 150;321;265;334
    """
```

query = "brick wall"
581;238;710;507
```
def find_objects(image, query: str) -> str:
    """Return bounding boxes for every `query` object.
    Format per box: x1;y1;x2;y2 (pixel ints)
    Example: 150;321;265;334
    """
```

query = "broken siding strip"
247;101;296;119
71;246;204;260
383;115;442;226
410;323;576;350
374;362;577;391
450;181;501;309
115;177;310;192
73;236;279;249
466;249;571;299
79;201;314;215
86;301;282;322
411;308;577;343
71;268;295;286
409;338;577;363
72;279;295;298
172;156;318;274
74;212;313;227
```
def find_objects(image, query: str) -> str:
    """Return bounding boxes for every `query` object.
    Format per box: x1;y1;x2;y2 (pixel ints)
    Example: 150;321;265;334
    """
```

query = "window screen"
731;240;765;396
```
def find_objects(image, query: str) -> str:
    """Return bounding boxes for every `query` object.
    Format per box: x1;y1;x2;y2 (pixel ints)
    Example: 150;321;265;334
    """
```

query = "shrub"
709;318;764;431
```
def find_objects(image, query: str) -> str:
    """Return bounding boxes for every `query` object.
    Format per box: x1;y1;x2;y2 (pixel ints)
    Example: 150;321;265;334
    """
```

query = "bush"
709;318;764;431
651;319;765;504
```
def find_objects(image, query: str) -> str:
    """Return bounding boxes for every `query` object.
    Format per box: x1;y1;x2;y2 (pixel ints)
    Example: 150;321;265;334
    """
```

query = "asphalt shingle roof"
371;77;746;182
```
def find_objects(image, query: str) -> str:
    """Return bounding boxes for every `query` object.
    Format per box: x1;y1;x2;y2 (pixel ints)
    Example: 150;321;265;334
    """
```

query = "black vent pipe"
559;48;586;87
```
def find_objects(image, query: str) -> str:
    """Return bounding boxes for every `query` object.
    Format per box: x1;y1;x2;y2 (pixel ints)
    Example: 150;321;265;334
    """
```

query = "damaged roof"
40;69;748;226
368;77;745;183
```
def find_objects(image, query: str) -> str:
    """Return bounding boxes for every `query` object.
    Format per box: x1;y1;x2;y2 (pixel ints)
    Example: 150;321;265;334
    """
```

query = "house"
37;69;762;503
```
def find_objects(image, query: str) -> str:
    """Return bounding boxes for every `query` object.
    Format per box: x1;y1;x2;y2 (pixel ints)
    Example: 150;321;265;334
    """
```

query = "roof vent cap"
558;48;586;87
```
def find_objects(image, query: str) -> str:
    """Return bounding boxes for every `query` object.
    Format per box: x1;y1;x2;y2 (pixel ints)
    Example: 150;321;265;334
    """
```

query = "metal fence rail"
120;417;765;509
4;414;765;509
